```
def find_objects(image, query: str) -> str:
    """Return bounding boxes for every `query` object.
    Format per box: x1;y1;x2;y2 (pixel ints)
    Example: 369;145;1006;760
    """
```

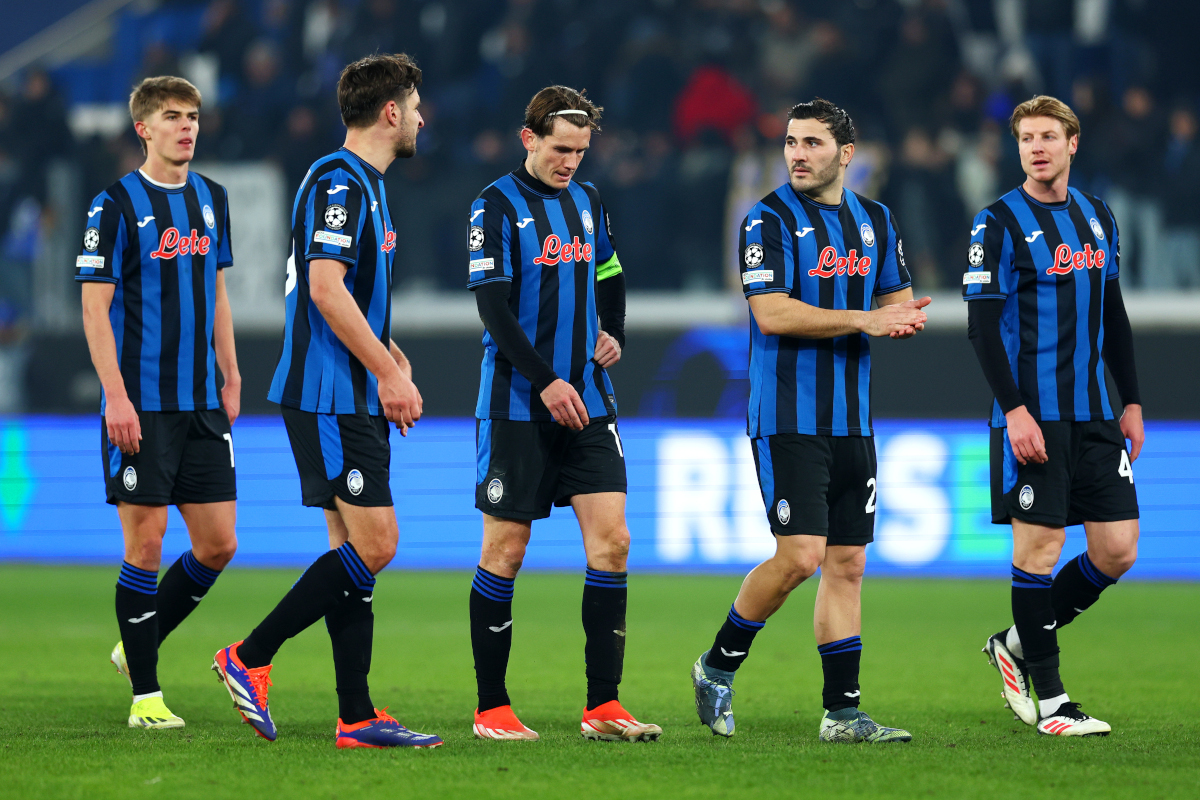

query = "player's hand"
221;374;241;426
888;296;932;339
106;394;142;455
593;331;622;368
540;379;589;430
1005;405;1047;465
378;368;423;436
862;303;927;338
1120;403;1144;461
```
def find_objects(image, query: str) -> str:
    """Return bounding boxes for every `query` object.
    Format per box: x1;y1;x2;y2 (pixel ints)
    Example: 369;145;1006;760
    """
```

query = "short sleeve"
962;209;1013;299
75;193;126;284
740;209;791;297
873;211;912;295
467;196;512;288
303;169;365;265
217;186;233;268
1100;200;1120;281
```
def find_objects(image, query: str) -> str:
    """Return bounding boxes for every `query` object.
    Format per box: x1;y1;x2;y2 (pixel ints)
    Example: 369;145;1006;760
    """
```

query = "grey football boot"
819;707;912;743
691;651;736;737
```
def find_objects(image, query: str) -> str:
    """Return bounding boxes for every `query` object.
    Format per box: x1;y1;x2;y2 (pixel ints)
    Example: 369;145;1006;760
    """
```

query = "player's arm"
874;287;932;339
81;282;140;454
309;259;422;433
469;195;587;430
872;213;930;338
1102;277;1143;460
589;188;625;368
213;269;241;425
389;339;412;379
749;294;927;339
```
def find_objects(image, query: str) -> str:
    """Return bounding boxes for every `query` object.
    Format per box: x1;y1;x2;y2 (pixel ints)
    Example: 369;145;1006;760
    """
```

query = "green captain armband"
596;252;623;281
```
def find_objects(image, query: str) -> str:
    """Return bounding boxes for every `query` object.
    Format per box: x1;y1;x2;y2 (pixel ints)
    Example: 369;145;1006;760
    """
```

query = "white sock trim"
132;691;164;704
1039;693;1070;718
1005;625;1024;660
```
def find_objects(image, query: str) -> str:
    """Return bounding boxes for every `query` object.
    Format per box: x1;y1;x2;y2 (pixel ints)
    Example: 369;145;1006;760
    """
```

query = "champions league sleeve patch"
743;243;765;267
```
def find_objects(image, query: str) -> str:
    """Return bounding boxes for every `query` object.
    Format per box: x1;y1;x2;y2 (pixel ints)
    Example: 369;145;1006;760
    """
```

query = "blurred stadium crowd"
1;0;1199;333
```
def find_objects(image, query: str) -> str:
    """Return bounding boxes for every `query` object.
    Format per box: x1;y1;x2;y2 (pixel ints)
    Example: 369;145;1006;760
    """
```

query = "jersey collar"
1017;185;1072;210
135;169;188;193
511;163;562;198
791;185;844;211
339;147;384;180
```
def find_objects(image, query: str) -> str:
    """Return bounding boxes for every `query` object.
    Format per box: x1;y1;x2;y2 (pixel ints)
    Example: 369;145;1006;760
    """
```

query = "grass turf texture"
1;566;1196;799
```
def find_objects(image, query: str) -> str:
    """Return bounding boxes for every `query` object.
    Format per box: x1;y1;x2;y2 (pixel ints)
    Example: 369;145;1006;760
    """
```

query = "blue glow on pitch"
0;416;1196;580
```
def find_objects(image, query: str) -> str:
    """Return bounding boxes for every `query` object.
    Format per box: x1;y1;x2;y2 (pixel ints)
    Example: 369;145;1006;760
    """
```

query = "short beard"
789;156;840;198
395;135;417;159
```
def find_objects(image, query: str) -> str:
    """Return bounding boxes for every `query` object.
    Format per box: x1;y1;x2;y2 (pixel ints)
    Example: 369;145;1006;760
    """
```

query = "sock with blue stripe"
1051;552;1119;629
818;636;863;712
116;561;160;695
470;566;516;712
583;567;627;710
156;550;222;645
326;571;378;725
1011;564;1065;704
238;543;372;669
705;603;765;673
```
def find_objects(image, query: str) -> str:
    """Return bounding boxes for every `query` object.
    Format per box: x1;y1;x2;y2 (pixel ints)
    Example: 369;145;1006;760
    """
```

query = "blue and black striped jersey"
75;170;233;413
740;185;911;438
467;169;620;422
269;149;396;415
962;186;1120;427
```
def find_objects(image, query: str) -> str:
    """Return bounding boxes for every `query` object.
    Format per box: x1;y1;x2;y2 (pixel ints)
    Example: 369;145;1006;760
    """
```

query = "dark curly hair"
337;53;422;129
788;98;856;147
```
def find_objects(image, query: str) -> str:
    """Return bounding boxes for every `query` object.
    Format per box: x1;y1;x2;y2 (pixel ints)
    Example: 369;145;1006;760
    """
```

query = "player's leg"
470;418;552;740
157;410;238;644
815;436;909;744
573;490;660;742
471;514;537;739
321;507;374;728
693;434;828;736
1051;519;1137;628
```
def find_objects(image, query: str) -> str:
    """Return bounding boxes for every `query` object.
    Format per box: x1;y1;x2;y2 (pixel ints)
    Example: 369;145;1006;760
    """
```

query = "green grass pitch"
1;564;1196;799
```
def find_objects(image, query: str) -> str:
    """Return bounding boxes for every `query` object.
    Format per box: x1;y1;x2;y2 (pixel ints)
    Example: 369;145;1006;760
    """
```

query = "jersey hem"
75;275;119;284
873;281;912;296
751;426;874;438
964;293;1009;301
272;397;383;417
305;253;357;265
744;287;790;297
468;276;512;288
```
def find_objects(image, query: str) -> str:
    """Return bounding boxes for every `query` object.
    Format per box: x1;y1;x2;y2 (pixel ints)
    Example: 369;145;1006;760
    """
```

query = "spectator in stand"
886;126;964;288
225;40;295;159
199;0;256;98
1155;105;1200;289
1105;85;1167;285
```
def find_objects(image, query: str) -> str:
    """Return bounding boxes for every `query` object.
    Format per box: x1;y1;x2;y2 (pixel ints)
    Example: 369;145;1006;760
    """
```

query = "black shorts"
990;419;1139;527
475;416;627;520
751;433;877;545
102;409;236;506
281;406;393;510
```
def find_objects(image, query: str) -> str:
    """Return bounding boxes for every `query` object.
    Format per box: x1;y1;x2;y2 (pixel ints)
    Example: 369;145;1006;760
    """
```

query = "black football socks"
1011;564;1067;713
1052;551;1119;629
156;550;221;645
818;636;862;712
116;562;160;695
238;542;373;669
705;604;765;673
582;567;627;710
326;581;377;725
470;566;516;712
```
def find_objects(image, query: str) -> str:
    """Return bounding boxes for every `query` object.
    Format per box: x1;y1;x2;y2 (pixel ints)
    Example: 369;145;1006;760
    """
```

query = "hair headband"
550;109;589;117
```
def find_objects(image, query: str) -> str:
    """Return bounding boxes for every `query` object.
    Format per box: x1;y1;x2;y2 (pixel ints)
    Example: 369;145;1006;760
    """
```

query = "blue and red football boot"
335;707;443;749
212;641;276;741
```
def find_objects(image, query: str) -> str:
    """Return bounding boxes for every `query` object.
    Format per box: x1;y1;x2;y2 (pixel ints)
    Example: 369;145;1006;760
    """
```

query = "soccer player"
212;54;441;749
690;99;928;743
466;86;660;743
964;96;1141;737
78;76;240;730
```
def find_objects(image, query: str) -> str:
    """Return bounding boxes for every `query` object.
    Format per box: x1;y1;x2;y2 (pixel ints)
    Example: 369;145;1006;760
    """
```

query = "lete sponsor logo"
150;228;211;259
380;230;396;253
533;234;592;266
1045;243;1105;275
808;246;871;278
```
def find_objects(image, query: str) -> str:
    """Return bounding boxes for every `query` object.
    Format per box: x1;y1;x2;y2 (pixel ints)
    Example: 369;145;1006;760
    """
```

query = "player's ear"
520;128;538;152
840;142;855;166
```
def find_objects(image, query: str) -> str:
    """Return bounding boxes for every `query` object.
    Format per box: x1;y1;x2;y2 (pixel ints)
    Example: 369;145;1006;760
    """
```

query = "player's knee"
195;535;237;570
828;552;866;584
497;540;527;574
1096;543;1137;578
780;555;821;590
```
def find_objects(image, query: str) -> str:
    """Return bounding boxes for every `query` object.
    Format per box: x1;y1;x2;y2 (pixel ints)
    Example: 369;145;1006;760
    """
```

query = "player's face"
784;118;849;196
525;119;591;189
394;89;423;159
139;103;199;165
1017;116;1077;184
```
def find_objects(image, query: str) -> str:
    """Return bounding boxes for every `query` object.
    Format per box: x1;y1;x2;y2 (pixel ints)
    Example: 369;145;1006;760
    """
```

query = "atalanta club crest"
582;209;594;235
123;466;137;492
860;223;875;247
776;498;791;525
744;243;764;267
203;204;216;229
487;478;504;504
347;469;364;496
1019;485;1034;510
1089;218;1105;240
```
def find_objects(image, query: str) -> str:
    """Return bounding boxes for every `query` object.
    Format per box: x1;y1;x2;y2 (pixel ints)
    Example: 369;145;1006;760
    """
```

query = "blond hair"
129;76;202;154
1010;95;1080;142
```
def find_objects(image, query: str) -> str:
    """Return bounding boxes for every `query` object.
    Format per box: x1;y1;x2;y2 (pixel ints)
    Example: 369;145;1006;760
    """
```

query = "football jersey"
269;148;396;415
962;186;1119;427
467;168;620;422
75;170;233;413
740;185;910;438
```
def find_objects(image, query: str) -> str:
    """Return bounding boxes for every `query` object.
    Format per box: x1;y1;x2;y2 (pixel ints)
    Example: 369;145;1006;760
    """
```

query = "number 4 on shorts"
1118;449;1133;484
